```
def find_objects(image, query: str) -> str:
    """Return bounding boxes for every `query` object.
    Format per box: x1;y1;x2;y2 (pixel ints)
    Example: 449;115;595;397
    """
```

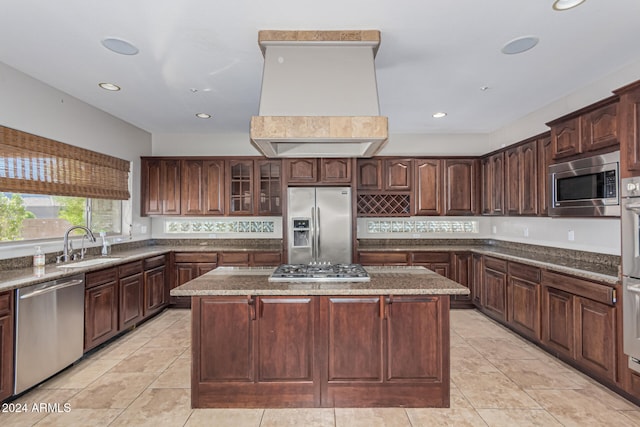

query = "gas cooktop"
269;263;370;283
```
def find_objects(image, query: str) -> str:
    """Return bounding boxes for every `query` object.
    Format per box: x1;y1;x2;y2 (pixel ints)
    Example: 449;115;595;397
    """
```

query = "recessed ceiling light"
101;38;139;55
432;112;447;118
98;82;121;91
552;0;586;11
480;86;490;91
196;113;211;119
501;36;539;55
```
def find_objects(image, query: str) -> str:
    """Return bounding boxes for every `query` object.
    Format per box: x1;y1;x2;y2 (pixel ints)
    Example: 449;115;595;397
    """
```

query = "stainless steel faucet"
59;226;97;263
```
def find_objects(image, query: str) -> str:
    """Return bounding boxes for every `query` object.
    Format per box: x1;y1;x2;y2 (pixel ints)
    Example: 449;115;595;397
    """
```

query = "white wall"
0;62;153;258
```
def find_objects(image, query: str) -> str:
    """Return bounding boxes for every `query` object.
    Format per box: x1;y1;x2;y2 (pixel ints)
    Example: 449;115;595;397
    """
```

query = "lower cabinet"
144;264;168;317
173;252;218;308
358;251;410;266
411;252;451;278
451;252;473;308
118;261;144;330
85;268;119;351
482;257;508;322
0;290;14;402
507;262;541;340
192;294;450;408
541;270;617;382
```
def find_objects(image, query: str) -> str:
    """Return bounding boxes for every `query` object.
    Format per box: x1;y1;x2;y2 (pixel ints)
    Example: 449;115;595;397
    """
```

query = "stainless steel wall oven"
622;176;640;373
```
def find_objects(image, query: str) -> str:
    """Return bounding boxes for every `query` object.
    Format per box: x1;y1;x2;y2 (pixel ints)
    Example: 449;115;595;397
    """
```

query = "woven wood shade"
0;126;130;200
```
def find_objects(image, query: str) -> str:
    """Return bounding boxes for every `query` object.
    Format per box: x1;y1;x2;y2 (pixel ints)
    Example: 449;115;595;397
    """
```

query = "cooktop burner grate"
269;263;370;282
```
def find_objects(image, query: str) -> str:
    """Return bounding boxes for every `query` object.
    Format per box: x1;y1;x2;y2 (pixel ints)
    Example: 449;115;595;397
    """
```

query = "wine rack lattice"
357;193;411;216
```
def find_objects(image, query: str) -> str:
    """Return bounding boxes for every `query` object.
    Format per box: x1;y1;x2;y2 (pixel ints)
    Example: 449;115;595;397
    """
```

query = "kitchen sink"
56;257;121;269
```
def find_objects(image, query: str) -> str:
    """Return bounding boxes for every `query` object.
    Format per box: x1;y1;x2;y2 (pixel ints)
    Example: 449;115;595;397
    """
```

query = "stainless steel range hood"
250;30;388;158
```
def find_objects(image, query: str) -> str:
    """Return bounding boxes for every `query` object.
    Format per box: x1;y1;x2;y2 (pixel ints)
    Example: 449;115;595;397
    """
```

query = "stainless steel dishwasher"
14;274;85;394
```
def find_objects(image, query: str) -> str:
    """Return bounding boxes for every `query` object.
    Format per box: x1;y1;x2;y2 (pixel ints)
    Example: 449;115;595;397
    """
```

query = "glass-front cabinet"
228;160;253;214
256;160;282;215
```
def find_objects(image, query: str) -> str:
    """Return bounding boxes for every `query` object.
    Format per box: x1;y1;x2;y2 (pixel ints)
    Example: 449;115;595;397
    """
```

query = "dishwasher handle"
20;279;84;300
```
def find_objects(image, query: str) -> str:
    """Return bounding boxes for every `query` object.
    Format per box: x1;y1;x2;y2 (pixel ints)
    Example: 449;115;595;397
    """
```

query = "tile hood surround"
250;30;388;158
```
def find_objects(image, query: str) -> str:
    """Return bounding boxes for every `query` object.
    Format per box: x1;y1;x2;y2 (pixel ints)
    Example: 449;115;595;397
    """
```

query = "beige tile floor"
2;308;640;426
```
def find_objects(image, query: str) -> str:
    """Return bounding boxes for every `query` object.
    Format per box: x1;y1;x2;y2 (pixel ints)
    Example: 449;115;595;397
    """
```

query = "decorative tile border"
165;219;276;234
367;219;479;234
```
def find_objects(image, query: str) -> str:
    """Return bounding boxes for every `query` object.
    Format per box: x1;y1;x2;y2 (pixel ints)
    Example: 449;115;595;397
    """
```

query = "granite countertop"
0;244;281;292
170;266;470;296
357;244;620;285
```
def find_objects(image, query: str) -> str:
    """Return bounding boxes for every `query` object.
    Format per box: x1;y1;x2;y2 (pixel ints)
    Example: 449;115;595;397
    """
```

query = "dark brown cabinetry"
118;261;144;330
181;159;225;216
192;294;449;408
141;158;181;215
481;153;504;215
285;158;352;184
414;159;442;215
356;159;382;190
537;134;553;215
385;159;412;190
411;252;451;278
255;160;282;215
541;270;617;381
192;295;319;407
85;268;119;351
505;140;538;216
548;97;619;161
143;256;168;317
482;257;508;322
0;290;14;402
358;251;409;266
443;159;477;215
614;80;640;177
173;252;217;308
451;252;473;307
507;262;541;340
227;160;254;215
471;254;483;307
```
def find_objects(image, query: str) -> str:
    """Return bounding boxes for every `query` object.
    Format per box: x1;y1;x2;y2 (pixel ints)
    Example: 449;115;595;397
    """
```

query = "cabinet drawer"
219;252;250;265
144;254;168;270
484;256;508;273
358;252;408;265
411;252;450;264
0;290;12;314
541;270;615;305
173;253;217;264
508;262;540;283
119;260;143;278
252;252;282;266
86;267;118;289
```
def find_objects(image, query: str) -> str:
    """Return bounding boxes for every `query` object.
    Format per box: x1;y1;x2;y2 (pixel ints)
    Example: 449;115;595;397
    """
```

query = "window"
0;193;122;242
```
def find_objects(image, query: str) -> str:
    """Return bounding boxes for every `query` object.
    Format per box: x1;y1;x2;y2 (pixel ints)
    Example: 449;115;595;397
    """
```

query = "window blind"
0;126;130;200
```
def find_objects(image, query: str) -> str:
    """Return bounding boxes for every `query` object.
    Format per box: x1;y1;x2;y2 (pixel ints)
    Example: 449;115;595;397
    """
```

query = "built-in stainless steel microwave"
549;151;620;217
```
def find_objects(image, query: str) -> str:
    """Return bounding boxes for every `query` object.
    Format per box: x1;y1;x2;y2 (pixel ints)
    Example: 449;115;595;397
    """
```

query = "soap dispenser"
100;232;111;256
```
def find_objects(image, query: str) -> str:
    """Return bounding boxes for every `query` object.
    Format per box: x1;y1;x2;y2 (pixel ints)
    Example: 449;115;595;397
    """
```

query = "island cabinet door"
385;296;447;383
257;297;316;383
193;296;254;384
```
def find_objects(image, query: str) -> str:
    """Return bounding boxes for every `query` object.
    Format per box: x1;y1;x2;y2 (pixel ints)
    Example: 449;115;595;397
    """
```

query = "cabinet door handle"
248;296;256;320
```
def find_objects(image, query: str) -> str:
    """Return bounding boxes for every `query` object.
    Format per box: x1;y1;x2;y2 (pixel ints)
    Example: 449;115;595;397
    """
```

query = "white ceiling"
1;0;640;145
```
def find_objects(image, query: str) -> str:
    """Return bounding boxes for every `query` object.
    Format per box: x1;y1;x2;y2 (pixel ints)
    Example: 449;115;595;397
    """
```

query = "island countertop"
170;265;470;296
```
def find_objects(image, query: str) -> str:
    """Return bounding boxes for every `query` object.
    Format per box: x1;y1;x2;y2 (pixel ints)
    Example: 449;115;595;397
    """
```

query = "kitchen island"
171;266;469;408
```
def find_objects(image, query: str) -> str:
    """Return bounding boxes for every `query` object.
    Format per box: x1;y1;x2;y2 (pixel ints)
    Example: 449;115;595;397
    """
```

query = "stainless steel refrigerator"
287;187;352;264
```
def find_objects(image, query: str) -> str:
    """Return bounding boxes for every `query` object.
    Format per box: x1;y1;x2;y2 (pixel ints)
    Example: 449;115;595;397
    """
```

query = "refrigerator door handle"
316;206;321;259
311;207;316;261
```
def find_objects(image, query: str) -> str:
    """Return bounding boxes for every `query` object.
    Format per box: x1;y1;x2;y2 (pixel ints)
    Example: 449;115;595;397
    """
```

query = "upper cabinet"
141;157;281;217
614;80;640;177
141;158;181;216
443;159;478;215
385;159;413;191
481;152;504;216
537;134;553;216
285;158;352;185
414;158;477;216
181;159;225;216
505;140;538;216
548;97;619;161
356;159;383;190
414;159;442;215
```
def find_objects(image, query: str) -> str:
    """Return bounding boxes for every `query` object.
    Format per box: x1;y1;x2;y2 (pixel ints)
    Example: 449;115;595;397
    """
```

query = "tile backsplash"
152;217;283;239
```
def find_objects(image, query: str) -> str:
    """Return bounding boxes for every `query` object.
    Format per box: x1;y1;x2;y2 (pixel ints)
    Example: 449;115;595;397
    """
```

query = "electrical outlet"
523;227;529;237
412;233;420;238
140;225;147;234
568;230;575;241
492;226;497;234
